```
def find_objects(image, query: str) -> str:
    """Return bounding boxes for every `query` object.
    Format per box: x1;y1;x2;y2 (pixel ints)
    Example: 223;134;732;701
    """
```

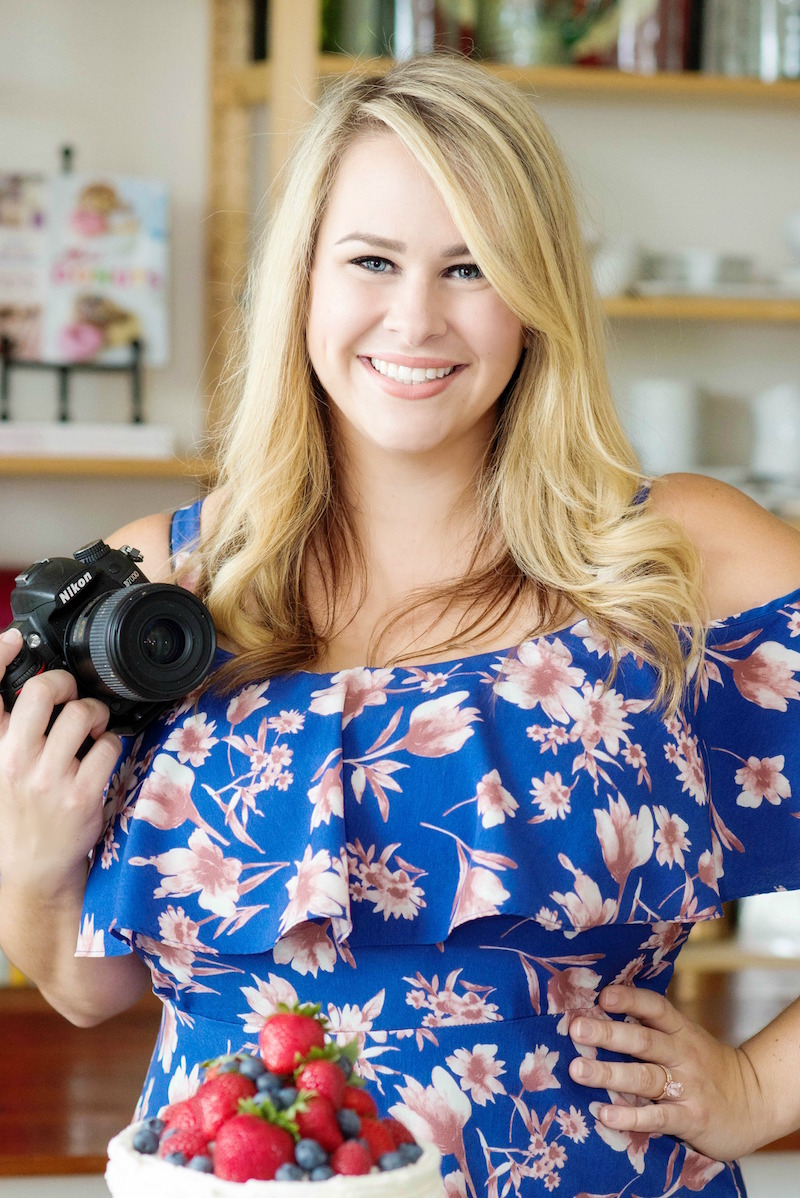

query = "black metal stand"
0;337;144;424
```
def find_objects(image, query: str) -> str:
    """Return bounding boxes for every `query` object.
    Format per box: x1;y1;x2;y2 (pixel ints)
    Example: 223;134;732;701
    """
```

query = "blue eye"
449;263;483;281
353;256;393;273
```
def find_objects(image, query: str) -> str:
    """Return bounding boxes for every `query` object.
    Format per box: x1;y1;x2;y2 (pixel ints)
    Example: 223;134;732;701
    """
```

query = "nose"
382;274;448;346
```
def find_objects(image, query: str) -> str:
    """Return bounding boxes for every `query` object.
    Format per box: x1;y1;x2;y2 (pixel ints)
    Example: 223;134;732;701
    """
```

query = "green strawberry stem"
238;1096;300;1139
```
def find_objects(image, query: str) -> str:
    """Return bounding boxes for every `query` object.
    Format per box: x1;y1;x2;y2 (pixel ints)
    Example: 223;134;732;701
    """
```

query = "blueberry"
310;1165;335;1181
144;1117;165;1136
275;1163;306;1181
256;1070;283;1093
295;1138;328;1170
336;1108;361;1138
164;1151;188;1167
132;1127;160;1155
187;1155;214;1172
238;1054;267;1080
276;1085;299;1109
378;1151;406;1171
337;1056;353;1079
398;1142;423;1163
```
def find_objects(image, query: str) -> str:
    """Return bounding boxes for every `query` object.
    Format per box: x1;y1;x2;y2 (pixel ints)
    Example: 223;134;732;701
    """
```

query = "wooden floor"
0;974;798;1175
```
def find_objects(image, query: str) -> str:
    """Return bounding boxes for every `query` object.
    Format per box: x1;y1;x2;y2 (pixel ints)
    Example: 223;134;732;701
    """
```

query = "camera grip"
0;637;46;712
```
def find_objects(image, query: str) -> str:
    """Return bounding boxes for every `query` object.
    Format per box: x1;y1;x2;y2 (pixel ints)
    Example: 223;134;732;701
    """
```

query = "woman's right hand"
0;626;123;897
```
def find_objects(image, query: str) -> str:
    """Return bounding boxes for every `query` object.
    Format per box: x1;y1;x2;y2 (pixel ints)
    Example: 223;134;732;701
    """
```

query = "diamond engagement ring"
654;1064;684;1101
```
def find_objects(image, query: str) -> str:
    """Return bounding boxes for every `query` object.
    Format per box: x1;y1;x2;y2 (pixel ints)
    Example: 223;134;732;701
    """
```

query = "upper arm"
650;472;800;620
105;511;174;583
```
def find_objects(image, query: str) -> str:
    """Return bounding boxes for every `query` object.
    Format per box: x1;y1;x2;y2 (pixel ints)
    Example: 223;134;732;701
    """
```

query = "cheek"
308;283;370;363
481;310;525;379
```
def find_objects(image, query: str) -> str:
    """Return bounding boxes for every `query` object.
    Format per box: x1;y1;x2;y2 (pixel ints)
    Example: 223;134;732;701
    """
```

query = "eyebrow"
334;233;471;258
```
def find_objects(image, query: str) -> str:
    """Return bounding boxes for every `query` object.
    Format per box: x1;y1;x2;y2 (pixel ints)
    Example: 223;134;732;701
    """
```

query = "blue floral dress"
79;498;800;1198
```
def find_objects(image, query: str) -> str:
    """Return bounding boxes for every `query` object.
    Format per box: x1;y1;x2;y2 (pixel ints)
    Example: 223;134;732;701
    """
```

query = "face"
306;133;524;466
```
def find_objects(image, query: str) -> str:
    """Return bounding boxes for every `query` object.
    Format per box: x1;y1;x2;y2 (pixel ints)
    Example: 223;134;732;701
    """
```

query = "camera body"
0;540;217;735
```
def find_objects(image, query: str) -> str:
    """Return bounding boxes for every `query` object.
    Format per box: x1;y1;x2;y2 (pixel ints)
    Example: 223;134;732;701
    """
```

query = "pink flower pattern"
77;501;800;1197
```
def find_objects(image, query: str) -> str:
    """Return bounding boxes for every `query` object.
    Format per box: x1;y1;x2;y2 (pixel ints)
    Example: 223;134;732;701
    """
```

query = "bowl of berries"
106;1003;445;1197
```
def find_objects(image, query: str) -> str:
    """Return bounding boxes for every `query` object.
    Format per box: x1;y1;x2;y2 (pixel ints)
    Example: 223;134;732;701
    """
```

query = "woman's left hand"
568;984;772;1161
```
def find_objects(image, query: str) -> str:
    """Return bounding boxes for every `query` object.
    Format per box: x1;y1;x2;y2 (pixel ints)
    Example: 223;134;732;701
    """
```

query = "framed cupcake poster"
0;173;48;361
42;173;169;366
0;171;169;367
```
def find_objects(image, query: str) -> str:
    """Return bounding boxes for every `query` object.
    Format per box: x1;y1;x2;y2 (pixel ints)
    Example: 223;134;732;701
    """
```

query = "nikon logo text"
58;571;93;605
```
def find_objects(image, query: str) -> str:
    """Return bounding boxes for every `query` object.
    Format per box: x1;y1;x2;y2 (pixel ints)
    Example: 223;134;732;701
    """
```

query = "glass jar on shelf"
321;0;396;57
477;0;572;64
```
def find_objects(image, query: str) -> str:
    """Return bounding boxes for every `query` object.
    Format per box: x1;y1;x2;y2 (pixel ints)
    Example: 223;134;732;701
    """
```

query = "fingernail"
601;1107;622;1125
571;1059;591;1079
571;1019;587;1039
1;628;22;644
603;988;621;1008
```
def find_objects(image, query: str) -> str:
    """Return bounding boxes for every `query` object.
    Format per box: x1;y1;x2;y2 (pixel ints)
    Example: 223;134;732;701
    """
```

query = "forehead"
317;131;462;242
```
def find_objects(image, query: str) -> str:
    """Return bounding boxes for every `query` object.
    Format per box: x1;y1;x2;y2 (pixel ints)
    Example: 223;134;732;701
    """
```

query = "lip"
359;355;466;399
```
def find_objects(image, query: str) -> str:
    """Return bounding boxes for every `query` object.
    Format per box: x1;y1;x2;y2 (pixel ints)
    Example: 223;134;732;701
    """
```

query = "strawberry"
295;1058;347;1108
158;1126;209;1161
160;1096;202;1132
259;1005;326;1074
341;1085;378;1119
331;1139;373;1176
213;1113;295;1182
359;1117;396;1163
382;1116;417;1147
193;1071;257;1137
294;1093;344;1153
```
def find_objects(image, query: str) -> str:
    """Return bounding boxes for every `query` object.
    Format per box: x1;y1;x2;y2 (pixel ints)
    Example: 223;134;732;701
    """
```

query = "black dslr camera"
0;540;217;736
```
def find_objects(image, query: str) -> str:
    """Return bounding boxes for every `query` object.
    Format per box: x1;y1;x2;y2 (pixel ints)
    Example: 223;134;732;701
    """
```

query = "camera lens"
141;617;185;667
66;583;217;704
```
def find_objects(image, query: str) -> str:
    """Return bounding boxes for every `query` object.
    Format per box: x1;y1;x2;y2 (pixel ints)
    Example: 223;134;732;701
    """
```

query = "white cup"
627;378;700;475
591;240;641;297
751;384;800;483
681;248;722;293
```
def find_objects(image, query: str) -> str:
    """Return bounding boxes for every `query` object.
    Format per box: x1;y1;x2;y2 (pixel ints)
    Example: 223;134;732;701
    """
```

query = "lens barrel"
67;583;217;703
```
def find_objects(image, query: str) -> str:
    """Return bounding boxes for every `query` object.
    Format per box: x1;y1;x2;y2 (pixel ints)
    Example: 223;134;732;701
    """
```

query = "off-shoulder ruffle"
80;502;800;962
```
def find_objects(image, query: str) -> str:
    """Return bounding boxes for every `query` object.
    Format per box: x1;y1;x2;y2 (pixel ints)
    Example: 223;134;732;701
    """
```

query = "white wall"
1;1;799;567
0;0;211;565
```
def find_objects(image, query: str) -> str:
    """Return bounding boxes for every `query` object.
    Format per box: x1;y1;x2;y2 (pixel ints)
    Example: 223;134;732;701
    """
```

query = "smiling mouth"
369;357;458;384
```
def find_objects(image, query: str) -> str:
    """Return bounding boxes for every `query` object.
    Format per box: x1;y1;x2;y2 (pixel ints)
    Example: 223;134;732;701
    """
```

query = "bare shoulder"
198;486;226;537
649;473;800;619
105;511;174;582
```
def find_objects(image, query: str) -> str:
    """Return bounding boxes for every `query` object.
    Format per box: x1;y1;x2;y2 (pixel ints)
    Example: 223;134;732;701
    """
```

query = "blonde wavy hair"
191;54;705;714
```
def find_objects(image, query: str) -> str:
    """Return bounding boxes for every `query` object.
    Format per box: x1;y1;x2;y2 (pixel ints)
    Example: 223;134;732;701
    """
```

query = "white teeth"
369;358;456;383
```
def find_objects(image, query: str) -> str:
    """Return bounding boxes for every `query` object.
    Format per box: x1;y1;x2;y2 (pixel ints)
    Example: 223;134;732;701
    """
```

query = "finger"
0;627;25;705
76;729;124;798
592;1098;675;1137
598;985;685;1035
1;670;80;757
569;1010;672;1066
40;697;116;776
0;626;24;666
569;1053;682;1102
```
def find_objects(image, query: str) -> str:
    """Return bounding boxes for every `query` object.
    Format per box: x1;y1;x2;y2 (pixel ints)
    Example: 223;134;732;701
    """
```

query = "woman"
2;55;800;1197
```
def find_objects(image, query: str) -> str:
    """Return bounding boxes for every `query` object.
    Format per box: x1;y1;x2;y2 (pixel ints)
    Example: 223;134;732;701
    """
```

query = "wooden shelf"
675;937;800;974
0;455;214;479
603;294;800;322
0;988;161;1174
214;56;800;110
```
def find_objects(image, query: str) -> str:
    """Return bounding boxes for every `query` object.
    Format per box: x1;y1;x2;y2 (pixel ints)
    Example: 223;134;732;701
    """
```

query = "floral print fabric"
79;499;800;1197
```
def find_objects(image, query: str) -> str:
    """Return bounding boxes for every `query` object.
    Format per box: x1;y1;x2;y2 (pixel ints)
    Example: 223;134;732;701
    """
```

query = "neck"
336;438;489;592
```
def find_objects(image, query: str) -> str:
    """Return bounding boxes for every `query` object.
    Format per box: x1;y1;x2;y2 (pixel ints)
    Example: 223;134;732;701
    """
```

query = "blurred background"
0;1;799;1193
